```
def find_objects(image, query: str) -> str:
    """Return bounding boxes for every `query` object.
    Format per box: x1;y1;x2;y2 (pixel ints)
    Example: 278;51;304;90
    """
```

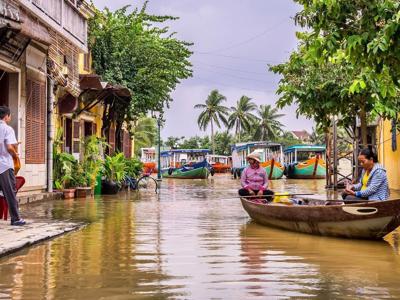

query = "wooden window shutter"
72;120;80;154
92;123;97;137
123;130;132;158
26;78;46;164
108;126;115;154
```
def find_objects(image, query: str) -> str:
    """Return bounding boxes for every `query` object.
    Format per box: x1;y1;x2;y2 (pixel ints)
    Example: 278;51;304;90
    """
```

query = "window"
26;78;46;164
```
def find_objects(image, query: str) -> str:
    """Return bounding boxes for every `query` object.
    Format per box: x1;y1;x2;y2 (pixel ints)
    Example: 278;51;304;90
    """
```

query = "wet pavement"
1;174;400;299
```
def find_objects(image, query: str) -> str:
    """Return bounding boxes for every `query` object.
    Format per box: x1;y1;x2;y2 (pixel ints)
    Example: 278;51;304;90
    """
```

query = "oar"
239;193;314;199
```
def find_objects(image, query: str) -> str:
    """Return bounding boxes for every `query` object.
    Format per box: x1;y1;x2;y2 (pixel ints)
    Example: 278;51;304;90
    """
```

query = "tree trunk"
359;102;368;147
211;119;215;154
238;123;241;142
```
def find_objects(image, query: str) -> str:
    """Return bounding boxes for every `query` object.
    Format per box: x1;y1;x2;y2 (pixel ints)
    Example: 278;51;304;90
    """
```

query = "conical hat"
246;151;261;163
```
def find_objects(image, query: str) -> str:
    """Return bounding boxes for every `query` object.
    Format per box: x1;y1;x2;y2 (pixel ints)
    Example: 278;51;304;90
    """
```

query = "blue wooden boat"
284;145;326;179
231;142;284;180
161;149;212;179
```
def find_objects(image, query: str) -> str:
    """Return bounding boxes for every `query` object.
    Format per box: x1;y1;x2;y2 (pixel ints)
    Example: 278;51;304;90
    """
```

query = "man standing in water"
0;106;25;225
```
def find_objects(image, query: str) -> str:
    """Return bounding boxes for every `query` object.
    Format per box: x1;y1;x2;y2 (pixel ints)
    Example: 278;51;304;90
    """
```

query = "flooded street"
1;175;400;299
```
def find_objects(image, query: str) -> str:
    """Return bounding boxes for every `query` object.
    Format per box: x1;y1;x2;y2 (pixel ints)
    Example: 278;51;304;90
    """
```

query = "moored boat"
161;149;212;179
207;155;231;173
241;197;400;240
231;142;284;180
141;147;157;174
284;145;326;179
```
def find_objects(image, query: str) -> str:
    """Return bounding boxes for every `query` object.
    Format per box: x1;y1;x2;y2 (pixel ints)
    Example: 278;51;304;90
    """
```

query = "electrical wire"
204;19;288;54
195;65;277;84
192;59;269;76
194;76;277;94
194;52;281;64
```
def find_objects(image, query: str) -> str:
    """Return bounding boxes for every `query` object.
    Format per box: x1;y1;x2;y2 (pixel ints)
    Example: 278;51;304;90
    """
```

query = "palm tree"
253;104;285;141
132;117;157;156
194;90;229;154
228;96;258;142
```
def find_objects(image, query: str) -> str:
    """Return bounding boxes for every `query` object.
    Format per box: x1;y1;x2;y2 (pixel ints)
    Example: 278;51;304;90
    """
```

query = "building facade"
0;0;91;194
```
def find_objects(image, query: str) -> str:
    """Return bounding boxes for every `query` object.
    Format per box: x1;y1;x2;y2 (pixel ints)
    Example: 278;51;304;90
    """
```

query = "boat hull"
241;198;400;240
262;160;284;180
162;167;209;179
211;163;231;173
286;157;326;179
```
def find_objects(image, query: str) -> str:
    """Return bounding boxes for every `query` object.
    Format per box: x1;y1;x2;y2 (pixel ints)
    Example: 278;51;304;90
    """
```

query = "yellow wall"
377;119;400;190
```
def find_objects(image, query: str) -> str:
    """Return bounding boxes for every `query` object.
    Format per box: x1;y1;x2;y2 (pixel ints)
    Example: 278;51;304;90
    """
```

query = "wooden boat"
207;155;231;173
141;147;157;173
284;145;326;179
241;197;400;240
161;149;212;179
231;142;284;180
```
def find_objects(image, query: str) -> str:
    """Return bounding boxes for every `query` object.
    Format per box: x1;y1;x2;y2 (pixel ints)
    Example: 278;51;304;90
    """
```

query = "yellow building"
377;119;400;190
54;50;134;160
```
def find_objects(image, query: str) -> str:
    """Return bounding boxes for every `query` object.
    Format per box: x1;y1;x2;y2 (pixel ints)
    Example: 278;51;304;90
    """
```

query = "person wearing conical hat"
238;151;274;200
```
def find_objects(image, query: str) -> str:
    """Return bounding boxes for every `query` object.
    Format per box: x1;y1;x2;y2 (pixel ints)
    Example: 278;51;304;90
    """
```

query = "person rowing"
342;146;390;201
238;151;274;200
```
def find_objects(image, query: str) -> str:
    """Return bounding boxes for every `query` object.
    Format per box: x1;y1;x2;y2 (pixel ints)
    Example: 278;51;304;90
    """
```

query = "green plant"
125;157;143;179
81;135;106;188
103;153;127;184
54;152;77;189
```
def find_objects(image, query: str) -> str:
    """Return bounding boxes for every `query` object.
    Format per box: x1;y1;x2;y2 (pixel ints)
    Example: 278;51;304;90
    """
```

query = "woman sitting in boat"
238;152;274;199
343;147;389;201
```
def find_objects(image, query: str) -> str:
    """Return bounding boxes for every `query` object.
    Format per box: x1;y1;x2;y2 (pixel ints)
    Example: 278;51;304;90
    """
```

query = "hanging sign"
0;0;20;24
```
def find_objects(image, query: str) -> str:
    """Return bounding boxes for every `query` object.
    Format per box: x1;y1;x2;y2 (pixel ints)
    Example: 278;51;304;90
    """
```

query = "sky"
91;0;314;139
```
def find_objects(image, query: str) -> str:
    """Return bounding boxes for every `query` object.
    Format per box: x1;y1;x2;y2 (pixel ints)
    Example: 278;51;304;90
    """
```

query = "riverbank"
0;220;84;258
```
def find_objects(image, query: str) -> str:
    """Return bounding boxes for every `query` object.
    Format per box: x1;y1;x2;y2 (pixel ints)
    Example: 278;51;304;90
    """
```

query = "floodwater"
1;175;400;299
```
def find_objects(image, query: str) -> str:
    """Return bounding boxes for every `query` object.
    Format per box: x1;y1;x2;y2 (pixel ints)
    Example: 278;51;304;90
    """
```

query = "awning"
76;75;132;115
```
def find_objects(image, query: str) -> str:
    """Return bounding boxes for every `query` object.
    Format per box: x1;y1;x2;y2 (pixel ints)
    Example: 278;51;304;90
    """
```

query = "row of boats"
141;142;327;180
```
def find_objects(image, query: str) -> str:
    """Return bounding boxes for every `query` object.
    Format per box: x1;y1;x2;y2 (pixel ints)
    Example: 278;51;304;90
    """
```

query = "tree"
214;131;235;156
194;90;229;154
287;1;400;145
309;127;325;145
89;3;193;151
132;117;157;156
164;136;184;149
277;131;303;148
179;136;201;149
253;104;285;141
228;96;258;142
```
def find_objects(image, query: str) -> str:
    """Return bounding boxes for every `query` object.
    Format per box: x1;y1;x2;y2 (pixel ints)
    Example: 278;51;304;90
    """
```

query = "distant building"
291;130;311;142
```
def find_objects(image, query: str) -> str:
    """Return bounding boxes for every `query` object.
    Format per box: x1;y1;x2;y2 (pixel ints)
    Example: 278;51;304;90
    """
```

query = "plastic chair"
0;176;25;221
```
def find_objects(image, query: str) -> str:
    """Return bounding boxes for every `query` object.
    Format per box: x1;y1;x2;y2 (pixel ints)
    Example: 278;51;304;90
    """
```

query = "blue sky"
91;0;314;138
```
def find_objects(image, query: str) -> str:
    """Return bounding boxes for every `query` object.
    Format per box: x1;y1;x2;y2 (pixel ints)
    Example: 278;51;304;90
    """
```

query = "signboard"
0;0;20;24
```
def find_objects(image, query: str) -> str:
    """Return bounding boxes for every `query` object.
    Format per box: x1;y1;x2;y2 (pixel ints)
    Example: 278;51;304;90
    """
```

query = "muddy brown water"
1;175;400;299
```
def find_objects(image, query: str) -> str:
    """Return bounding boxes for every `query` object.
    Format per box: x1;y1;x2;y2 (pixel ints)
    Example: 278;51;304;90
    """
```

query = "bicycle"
125;173;159;194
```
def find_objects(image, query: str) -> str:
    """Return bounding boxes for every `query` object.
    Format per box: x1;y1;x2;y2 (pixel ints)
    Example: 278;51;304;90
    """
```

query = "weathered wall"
377;119;400;190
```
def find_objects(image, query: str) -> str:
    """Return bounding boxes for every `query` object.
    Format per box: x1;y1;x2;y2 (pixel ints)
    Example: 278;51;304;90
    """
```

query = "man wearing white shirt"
0;106;25;226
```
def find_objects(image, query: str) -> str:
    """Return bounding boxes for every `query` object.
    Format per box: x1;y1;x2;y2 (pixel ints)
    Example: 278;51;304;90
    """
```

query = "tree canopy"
89;2;193;148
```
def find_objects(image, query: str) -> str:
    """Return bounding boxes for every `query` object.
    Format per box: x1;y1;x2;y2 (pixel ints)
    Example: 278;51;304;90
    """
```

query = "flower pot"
76;187;93;198
101;180;120;195
63;189;76;199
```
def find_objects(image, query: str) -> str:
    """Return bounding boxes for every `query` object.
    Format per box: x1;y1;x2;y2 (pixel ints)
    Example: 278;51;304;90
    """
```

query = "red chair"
0;176;25;221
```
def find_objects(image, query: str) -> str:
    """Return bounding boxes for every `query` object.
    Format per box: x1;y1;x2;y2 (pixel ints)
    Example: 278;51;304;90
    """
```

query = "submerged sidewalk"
0;219;85;258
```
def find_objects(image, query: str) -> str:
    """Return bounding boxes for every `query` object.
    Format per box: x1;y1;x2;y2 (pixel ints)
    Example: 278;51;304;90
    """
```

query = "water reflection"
0;175;400;299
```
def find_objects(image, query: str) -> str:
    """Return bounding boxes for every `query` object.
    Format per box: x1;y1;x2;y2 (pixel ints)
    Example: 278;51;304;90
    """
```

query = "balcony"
18;0;89;51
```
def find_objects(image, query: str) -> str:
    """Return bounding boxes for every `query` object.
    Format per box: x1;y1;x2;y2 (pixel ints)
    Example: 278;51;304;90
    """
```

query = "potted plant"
102;152;127;195
54;152;77;199
75;136;105;197
74;164;92;198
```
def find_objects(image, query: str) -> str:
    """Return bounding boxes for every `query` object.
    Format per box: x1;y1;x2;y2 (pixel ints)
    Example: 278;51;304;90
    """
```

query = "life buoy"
168;168;174;175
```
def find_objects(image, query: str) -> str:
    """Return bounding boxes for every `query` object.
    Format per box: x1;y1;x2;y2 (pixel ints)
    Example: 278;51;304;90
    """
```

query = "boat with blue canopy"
231;141;284;180
160;149;212;179
284;145;326;179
